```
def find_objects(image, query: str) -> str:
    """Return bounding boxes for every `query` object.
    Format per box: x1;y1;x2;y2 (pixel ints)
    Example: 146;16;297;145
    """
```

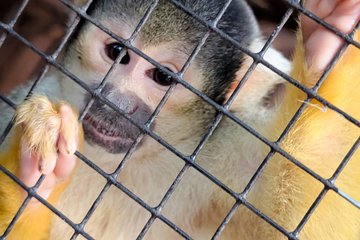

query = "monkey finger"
55;104;79;179
301;0;338;41
58;104;78;156
19;141;42;187
19;143;56;201
57;132;75;157
38;152;57;175
35;174;57;201
53;149;78;180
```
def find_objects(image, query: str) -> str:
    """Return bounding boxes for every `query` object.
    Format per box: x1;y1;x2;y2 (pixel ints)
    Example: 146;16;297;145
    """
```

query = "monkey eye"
151;67;175;86
106;42;130;64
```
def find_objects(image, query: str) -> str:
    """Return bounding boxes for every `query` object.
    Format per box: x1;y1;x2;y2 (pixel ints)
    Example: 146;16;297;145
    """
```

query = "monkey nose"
102;100;138;116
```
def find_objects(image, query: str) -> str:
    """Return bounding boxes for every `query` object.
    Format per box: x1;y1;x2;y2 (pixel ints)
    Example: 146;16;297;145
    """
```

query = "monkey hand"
15;94;82;201
301;0;360;70
0;95;82;238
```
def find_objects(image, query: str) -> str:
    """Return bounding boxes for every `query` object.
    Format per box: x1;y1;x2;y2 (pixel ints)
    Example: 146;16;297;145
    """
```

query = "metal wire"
0;0;359;239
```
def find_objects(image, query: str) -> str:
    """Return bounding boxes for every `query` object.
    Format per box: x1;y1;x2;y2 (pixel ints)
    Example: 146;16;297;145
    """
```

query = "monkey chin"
82;113;137;154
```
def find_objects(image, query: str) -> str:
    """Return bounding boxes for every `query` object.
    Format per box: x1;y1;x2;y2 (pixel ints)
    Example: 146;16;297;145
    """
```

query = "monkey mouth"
82;114;137;153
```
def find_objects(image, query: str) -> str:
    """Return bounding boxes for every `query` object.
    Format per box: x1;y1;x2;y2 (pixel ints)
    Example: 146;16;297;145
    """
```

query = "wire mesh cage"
0;0;359;239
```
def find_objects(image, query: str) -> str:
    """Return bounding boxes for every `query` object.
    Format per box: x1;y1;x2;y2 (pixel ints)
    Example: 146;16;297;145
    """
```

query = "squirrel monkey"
0;0;359;239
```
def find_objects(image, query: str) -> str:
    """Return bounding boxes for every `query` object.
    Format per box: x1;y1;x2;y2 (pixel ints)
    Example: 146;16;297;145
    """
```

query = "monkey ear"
226;54;289;114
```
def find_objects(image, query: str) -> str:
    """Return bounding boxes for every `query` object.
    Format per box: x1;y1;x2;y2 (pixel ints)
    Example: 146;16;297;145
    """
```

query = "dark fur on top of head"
84;0;258;103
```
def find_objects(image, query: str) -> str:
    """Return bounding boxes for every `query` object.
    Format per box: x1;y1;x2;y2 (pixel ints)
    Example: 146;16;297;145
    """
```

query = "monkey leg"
0;95;82;239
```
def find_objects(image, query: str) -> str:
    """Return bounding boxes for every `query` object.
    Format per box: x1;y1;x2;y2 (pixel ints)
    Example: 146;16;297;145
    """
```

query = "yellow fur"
278;31;360;238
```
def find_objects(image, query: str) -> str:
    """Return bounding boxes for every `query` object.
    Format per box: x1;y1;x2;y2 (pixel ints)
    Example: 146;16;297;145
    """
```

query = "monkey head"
59;0;288;154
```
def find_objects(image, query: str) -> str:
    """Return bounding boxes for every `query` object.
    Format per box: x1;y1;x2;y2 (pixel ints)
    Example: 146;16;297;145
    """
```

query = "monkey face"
62;22;200;154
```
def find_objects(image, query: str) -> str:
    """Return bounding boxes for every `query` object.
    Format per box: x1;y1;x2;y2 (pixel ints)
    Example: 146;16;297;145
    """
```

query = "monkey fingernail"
39;155;57;175
66;140;76;155
58;134;76;156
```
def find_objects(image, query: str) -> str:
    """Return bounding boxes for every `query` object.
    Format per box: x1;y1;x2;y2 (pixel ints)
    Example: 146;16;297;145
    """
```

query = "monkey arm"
0;96;82;239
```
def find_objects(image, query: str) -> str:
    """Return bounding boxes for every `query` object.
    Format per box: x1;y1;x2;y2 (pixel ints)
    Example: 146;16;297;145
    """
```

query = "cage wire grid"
0;0;359;239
